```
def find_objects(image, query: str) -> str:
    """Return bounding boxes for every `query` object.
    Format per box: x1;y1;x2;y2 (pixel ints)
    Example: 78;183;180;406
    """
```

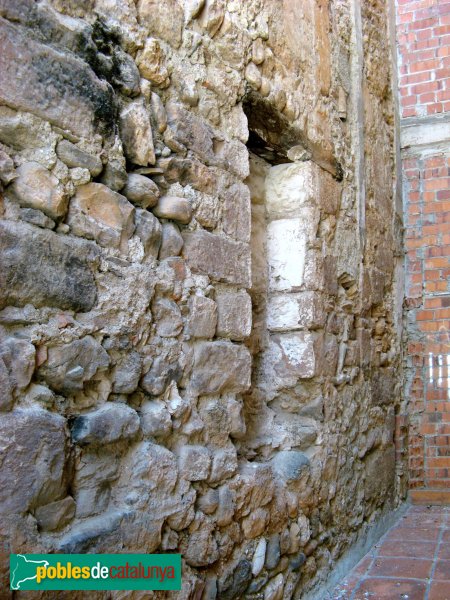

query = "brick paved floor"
327;505;450;600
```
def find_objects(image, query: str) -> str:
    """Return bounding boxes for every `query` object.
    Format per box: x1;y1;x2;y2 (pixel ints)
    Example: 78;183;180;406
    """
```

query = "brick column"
397;0;450;504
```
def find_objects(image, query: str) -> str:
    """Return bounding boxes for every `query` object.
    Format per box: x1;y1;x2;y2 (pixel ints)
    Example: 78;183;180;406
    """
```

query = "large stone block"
267;219;307;292
265;161;340;219
216;290;252;341
0;408;68;514
183;230;251;287
0;220;98;312
190;341;251;395
71;403;140;446
119;100;155;166
0;18;115;138
38;336;109;394
222;182;251;243
67;183;135;252
186;295;217;339
0;337;35;397
8;162;67;220
267;292;325;332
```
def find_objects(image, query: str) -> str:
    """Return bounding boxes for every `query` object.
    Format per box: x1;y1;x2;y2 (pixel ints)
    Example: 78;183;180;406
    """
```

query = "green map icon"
10;555;49;590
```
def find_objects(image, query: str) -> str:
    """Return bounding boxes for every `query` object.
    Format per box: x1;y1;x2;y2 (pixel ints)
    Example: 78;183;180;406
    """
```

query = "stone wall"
0;0;404;598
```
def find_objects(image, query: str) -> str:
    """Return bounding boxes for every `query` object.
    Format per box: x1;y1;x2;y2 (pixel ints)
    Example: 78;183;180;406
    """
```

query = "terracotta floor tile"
354;577;427;600
429;581;450;600
377;539;437;558
434;559;450;581
369;556;433;578
439;543;450;560
385;526;441;542
352;555;373;574
399;514;444;528
443;530;450;542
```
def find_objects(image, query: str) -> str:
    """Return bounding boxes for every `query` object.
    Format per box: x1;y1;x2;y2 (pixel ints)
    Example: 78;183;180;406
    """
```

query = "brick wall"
397;0;450;503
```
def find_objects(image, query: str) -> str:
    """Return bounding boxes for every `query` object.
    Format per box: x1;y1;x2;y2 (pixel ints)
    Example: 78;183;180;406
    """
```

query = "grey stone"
152;195;192;224
0;104;57;150
222;182;251;243
216;486;235;527
198;488;219;515
153;298;183;337
271;451;310;483
72;453;120;518
134;209;162;257
120;100;155;166
178;445;211;481
35;496;76;532
209;447;238;483
99;161;128;191
122;173;160;208
0;337;35;396
56;140;102;175
166;102;216;165
265;533;281;570
20;208;55;229
183;515;219;567
38;336;109;394
247;573;269;594
113;48;141;97
24;383;55;408
159;223;184;259
186;295;217;339
0;220;98;312
8;162;67;220
112;351;142;394
58;510;126;553
0;150;15;185
220;560;252;600
67;183;135;252
141;356;182;396
0;18;115;139
183;231;251;287
140;400;172;438
190;341;251;395
216;290;252;341
71;403;140;446
0;356;13;411
151;92;167;133
0;407;68;514
289;551;306;571
264;574;284;600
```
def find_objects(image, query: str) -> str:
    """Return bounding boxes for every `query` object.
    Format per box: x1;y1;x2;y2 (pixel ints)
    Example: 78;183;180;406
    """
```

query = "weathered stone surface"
35;496;76;532
38;336;109;394
0;149;15;184
153;298;183;337
0;219;98;312
141;355;182;396
8;162;67;219
0;337;35;397
271;451;310;483
190;342;251;395
122;173;159;208
136;38;169;86
153;195;193;224
159;222;184;259
220;560;252;600
56;140;102;176
140;400;172;438
112;351;142;394
134;209;162;257
71;403;140;446
67;183;135;252
267;292;325;332
267;219;307;292
136;0;183;47
183;231;251;287
222;182;251;243
243;507;269;539
99;161;128;192
265;533;281;570
186;295;217;339
252;537;267;576
120;100;155;166
216;290;252;341
0;356;13;411
0;18;115;138
0;408;68;514
20;207;55;229
178;445;211;481
264;573;284;600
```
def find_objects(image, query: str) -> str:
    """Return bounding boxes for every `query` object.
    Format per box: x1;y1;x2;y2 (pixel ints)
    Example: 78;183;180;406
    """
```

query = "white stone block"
267;219;306;292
